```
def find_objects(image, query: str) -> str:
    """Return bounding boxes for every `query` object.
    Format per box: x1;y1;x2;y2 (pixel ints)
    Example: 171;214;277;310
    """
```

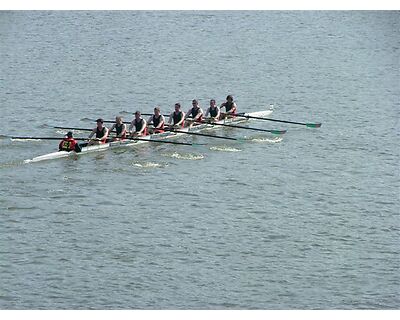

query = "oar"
53;127;204;146
54;126;125;134
55;125;240;142
9;136;89;141
120;136;205;146
86;117;287;133
54;126;93;131
235;113;322;128
198;120;287;135
87;119;130;124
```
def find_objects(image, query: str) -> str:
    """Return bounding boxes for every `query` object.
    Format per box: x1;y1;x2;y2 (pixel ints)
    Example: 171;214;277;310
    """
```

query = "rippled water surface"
0;11;399;309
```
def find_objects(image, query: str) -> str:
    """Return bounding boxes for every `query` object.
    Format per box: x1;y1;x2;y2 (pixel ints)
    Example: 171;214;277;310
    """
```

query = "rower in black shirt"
168;103;186;128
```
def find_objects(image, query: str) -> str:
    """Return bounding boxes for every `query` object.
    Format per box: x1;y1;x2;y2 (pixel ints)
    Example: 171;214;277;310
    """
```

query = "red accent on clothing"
59;138;77;151
195;115;203;122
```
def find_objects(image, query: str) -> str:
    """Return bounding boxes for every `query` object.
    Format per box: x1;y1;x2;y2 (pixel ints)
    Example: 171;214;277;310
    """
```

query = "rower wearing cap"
147;106;165;134
88;118;109;145
108;116;127;141
220;95;237;118
204;99;220;121
168;103;185;128
185;99;203;125
129;111;148;137
59;131;81;152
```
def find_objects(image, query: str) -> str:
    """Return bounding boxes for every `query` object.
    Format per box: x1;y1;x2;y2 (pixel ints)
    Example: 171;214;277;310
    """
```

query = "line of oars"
87;117;288;135
3;111;321;147
6;131;204;147
139;112;321;128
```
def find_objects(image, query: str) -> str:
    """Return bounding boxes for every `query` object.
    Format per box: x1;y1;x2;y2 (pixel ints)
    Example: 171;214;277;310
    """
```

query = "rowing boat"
24;108;273;163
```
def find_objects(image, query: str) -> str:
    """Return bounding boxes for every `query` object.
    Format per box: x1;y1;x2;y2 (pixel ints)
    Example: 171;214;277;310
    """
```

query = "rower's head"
174;103;181;111
67;131;73;138
135;111;141;119
226;95;233;102
116;116;123;123
154;107;161;115
192;99;198;107
96;118;104;127
210;99;216;107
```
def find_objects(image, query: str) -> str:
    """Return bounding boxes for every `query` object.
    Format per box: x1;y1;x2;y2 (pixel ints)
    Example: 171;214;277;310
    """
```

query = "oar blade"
271;130;287;135
306;123;322;128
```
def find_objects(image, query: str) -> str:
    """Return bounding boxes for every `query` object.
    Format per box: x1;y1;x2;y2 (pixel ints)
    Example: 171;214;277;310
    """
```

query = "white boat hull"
24;108;273;163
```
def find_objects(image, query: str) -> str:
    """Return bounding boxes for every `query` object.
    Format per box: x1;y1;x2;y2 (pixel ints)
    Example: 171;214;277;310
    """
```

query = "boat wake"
210;146;242;152
248;136;283;143
12;138;43;142
0;160;25;169
131;161;167;168
162;152;204;160
55;129;85;135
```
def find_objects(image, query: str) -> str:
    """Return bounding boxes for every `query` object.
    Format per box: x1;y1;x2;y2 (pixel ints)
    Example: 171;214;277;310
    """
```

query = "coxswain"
129;111;148;137
204;99;220;122
168;103;186;128
108;116;127;141
59;131;81;152
88;118;109;145
220;95;237;118
147;106;165;134
185;99;204;126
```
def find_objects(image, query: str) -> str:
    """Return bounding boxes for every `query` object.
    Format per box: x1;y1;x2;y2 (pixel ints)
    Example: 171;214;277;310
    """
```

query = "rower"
129;111;148;137
108;116;127;141
220;95;237;118
59;131;81;152
88;118;109;145
185;99;203;126
147;106;165;134
168;103;185;128
204;99;220;122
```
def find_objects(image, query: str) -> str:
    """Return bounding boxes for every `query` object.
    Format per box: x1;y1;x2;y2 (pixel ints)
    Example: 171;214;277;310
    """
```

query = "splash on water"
132;161;167;168
248;136;283;143
163;152;204;160
11;138;42;142
210;146;242;152
55;129;85;135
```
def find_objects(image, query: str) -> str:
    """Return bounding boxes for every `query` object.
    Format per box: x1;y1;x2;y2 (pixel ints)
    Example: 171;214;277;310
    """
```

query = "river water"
0;11;399;309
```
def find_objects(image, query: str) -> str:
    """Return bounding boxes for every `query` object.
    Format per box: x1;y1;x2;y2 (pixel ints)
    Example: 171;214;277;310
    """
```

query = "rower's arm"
139;119;147;134
156;116;165;129
228;103;237;114
215;107;221;119
177;112;186;126
88;129;95;139
194;108;204;120
184;109;192;119
119;124;127;137
99;128;109;140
